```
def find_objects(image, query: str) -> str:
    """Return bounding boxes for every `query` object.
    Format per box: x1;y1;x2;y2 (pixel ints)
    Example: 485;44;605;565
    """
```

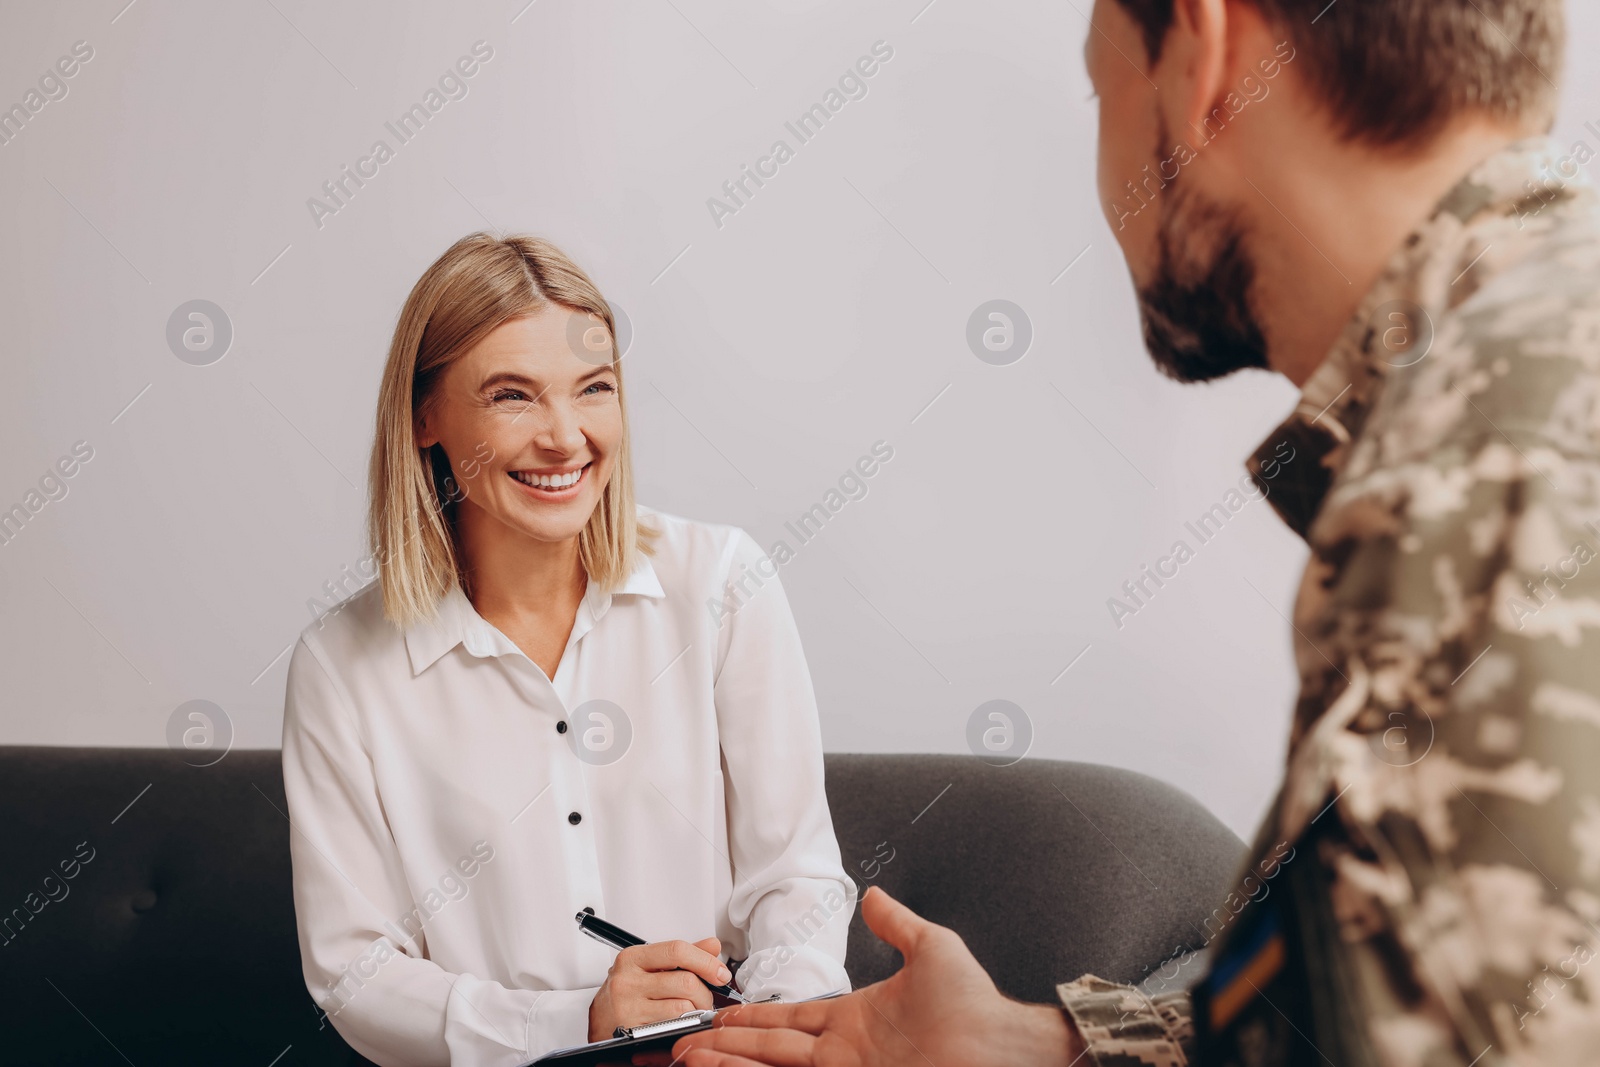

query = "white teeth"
511;467;584;489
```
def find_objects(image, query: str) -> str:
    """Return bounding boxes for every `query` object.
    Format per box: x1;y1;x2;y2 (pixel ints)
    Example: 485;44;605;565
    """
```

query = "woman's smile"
507;461;591;501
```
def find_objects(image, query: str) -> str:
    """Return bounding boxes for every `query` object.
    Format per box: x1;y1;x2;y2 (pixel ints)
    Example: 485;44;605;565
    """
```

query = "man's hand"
588;936;728;1042
671;887;1084;1067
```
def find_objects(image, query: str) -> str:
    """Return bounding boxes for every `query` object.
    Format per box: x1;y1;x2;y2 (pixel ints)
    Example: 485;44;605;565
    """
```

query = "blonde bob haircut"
367;232;657;628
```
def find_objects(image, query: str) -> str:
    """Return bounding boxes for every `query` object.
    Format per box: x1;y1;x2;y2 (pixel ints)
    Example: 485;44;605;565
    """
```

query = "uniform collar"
404;551;666;676
1246;135;1577;539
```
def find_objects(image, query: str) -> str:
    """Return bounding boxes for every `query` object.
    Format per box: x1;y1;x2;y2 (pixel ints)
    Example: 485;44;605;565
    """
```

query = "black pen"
575;907;748;1003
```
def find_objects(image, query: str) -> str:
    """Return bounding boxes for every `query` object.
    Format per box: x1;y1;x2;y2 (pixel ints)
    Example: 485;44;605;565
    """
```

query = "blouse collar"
404;551;666;676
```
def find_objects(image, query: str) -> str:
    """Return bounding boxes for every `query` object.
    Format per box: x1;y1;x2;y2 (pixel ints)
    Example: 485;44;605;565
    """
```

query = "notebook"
528;990;845;1066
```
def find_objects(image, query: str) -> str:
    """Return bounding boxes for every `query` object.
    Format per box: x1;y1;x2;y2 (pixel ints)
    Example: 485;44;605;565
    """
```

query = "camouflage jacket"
1058;137;1600;1067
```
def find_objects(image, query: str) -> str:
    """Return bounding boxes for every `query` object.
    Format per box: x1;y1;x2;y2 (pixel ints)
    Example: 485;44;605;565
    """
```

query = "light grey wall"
2;0;1595;839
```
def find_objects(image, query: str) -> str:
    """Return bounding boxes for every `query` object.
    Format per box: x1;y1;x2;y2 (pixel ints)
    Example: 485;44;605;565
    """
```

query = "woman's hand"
589;936;731;1041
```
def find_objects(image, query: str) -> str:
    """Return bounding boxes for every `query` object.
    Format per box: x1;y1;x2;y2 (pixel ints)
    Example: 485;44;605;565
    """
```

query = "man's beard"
1136;119;1270;384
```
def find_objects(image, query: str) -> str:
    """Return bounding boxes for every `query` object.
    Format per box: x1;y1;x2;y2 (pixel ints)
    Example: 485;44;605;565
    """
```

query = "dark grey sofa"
0;748;1243;1066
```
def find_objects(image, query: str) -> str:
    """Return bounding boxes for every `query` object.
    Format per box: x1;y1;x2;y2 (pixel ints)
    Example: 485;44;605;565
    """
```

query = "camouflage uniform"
1058;136;1600;1066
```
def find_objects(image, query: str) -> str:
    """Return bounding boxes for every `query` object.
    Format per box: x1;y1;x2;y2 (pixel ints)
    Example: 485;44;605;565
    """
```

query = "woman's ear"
415;412;436;449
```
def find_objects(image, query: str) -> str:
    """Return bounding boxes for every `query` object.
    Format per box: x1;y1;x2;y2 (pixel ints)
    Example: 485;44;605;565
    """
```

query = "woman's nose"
534;399;586;453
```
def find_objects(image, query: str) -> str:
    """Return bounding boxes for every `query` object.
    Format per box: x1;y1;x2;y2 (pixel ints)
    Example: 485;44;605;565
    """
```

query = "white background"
2;0;1595;838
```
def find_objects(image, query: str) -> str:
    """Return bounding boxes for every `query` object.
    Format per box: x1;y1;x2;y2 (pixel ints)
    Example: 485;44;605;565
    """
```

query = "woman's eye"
492;390;527;403
584;381;617;396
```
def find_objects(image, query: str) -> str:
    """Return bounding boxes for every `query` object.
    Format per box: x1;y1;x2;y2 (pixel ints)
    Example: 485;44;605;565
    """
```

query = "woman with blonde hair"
281;233;851;1065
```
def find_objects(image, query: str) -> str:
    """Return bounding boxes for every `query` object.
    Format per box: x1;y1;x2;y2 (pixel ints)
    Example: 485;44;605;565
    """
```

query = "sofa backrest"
824;753;1243;1001
0;747;1242;1066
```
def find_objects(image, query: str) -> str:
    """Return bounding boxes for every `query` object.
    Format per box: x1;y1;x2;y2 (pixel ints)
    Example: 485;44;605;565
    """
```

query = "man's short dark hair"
1112;0;1565;145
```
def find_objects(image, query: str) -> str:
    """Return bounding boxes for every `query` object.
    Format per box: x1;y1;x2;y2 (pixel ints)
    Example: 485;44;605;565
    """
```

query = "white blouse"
281;505;853;1067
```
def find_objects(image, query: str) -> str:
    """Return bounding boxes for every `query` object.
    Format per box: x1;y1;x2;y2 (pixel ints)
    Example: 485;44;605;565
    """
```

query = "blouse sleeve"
711;528;855;1000
282;634;594;1066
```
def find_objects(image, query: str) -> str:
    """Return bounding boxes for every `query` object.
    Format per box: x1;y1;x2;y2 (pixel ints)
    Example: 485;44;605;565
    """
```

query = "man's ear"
1164;0;1230;138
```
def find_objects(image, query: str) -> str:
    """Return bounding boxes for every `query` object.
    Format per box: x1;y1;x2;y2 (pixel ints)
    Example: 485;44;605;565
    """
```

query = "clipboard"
527;990;844;1066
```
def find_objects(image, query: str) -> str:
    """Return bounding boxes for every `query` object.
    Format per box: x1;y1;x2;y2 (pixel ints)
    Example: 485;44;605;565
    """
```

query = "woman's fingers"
650;968;715;1009
603;934;734;1036
624;939;732;985
645;997;702;1018
675;1026;819;1066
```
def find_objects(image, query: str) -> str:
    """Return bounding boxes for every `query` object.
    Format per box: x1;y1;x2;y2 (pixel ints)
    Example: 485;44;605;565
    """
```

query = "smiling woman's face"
416;304;622;548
